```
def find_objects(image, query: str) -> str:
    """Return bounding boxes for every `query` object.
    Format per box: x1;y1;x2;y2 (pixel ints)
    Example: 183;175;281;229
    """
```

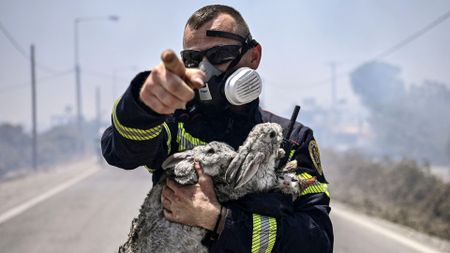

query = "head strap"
206;29;258;72
206;30;258;49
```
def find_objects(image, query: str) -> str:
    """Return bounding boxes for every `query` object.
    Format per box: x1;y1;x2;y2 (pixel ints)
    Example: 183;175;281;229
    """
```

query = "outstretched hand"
161;161;221;230
139;49;205;114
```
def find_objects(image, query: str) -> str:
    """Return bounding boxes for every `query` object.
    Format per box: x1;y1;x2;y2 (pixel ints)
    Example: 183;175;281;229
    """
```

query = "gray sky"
1;0;449;131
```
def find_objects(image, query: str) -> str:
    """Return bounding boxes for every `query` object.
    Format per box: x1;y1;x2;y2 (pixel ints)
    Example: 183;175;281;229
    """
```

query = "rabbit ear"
161;150;194;171
225;148;249;185
234;152;265;189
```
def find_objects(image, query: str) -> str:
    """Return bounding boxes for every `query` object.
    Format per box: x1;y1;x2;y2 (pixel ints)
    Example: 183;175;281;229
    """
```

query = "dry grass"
323;149;450;240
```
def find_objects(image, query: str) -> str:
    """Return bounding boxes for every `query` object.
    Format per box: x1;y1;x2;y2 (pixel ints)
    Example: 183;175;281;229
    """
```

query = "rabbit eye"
206;148;215;154
269;131;276;138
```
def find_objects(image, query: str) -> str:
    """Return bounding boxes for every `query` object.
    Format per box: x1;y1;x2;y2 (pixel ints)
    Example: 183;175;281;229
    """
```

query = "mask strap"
206;30;258;74
206;30;258;50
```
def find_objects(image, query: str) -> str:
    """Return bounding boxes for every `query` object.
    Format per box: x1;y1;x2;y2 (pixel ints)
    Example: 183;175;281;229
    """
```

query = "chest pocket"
177;122;208;151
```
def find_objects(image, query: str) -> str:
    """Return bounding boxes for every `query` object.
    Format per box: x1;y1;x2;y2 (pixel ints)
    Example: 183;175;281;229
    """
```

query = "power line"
0;20;28;58
0;19;62;74
304;8;450;88
0;67;134;95
0;68;74;94
83;69;132;82
375;8;450;59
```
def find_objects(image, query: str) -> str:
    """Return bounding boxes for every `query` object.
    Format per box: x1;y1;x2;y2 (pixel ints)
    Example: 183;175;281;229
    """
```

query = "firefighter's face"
182;13;253;72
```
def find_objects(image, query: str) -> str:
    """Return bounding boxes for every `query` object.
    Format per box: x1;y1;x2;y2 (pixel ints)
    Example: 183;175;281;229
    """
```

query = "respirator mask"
181;30;262;113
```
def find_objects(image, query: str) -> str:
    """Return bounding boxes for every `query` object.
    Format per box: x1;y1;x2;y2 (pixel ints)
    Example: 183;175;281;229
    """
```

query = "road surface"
0;161;447;253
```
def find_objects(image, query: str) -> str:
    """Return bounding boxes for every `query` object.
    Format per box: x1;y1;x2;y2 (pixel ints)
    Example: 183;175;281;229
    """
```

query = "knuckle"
185;89;195;101
166;97;183;110
165;75;183;93
152;64;163;74
140;83;152;98
139;93;152;107
165;77;193;102
148;99;163;113
158;93;175;106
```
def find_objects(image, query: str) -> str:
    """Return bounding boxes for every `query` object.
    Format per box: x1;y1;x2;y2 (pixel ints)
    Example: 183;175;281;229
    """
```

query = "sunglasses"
180;44;242;68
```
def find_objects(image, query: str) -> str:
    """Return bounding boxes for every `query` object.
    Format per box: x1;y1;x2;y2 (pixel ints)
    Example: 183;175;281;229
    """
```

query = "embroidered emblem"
308;140;323;175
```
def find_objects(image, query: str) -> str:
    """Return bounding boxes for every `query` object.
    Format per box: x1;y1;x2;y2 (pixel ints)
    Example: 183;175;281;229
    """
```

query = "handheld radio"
276;105;301;171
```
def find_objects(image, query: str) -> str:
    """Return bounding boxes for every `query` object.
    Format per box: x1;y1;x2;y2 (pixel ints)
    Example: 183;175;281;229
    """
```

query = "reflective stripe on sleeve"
298;172;330;197
162;122;171;154
144;165;156;173
112;99;163;141
252;214;277;253
288;149;295;160
176;122;207;151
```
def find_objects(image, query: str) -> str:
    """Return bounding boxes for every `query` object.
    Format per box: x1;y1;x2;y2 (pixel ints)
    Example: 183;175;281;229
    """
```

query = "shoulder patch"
308;140;323;175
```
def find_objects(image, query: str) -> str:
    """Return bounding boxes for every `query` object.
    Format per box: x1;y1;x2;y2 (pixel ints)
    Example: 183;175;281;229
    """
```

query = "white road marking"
333;206;443;253
0;167;100;225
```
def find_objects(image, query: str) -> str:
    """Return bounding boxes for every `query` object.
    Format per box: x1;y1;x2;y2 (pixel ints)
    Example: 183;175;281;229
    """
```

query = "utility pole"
95;86;101;131
329;62;337;108
74;19;84;153
30;44;37;171
73;15;119;154
95;86;103;164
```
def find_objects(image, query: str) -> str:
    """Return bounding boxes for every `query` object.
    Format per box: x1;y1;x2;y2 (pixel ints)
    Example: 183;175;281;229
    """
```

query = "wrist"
209;205;228;235
216;207;228;234
203;203;222;231
201;205;228;246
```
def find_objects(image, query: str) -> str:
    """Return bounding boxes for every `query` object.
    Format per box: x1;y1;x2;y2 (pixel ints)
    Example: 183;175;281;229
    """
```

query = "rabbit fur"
118;122;286;253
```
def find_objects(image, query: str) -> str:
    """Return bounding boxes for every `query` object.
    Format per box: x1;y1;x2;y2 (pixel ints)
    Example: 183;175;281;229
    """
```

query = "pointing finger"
161;49;205;89
161;49;186;79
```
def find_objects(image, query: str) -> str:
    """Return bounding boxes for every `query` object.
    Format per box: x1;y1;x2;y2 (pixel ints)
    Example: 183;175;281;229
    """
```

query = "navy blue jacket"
101;71;333;252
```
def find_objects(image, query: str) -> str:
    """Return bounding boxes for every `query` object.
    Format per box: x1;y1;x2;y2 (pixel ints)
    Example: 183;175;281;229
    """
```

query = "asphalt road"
0;163;446;253
331;204;445;253
0;163;150;253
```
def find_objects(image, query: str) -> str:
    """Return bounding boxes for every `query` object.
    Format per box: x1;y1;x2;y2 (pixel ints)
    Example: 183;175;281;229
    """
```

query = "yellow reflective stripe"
299;172;313;179
288;149;295;160
162;122;171;154
144;165;156;173
298;172;330;197
112;99;163;141
176;122;207;151
252;215;262;253
266;218;277;253
252;214;277;253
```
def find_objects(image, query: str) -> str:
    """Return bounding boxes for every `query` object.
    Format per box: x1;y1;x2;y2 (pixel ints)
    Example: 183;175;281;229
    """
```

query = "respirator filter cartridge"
224;67;262;105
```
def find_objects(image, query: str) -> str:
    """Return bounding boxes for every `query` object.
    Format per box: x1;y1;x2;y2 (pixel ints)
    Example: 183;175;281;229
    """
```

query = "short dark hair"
185;5;251;37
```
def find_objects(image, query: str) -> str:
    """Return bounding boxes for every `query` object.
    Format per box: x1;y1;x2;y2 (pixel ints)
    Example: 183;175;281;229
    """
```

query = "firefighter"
101;4;333;252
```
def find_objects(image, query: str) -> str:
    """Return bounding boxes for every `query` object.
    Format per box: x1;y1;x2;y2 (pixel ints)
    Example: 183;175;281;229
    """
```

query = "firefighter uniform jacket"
101;71;334;253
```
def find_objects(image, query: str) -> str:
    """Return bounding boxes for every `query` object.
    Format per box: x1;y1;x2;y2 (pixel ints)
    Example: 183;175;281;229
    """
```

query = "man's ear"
249;43;262;69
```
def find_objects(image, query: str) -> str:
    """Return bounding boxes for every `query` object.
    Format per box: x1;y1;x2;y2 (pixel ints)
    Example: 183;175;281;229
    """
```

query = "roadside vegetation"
324;149;450;240
0;122;100;179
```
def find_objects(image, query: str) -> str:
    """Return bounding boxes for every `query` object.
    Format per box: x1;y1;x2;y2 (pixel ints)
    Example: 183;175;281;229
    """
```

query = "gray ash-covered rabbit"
118;123;286;253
